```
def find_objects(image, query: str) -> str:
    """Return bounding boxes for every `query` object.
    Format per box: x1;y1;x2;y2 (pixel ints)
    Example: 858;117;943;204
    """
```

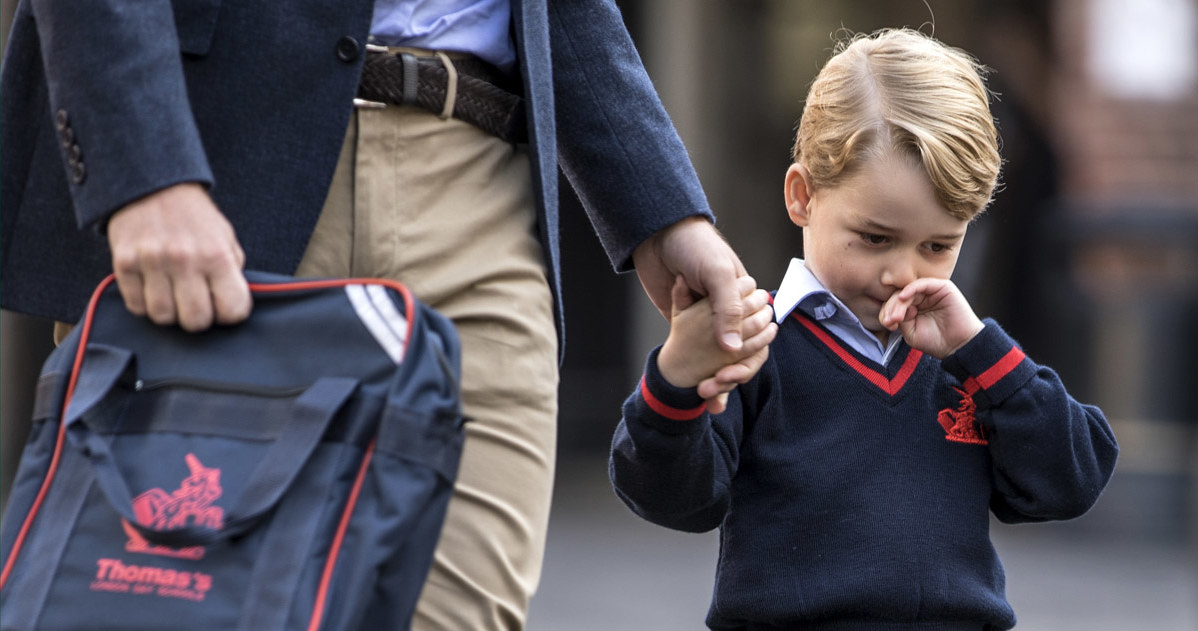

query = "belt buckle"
353;98;386;110
355;44;391;109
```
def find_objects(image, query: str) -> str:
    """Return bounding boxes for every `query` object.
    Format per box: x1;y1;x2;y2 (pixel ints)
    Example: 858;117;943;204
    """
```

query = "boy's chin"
847;307;886;332
857;316;892;339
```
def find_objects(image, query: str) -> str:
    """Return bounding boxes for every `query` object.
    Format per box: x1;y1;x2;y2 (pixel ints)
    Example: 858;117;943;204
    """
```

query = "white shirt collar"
773;258;851;324
772;258;904;364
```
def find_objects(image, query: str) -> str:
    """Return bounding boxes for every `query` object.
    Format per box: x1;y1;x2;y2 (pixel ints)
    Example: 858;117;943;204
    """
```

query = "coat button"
55;109;69;130
335;36;360;62
71;161;86;185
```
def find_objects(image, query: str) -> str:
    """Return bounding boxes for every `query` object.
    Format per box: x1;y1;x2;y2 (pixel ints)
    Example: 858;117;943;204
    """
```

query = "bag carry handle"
62;344;359;548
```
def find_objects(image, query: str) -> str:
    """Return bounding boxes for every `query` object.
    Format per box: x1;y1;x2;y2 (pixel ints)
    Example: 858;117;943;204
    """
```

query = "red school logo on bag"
89;454;222;602
120;453;226;560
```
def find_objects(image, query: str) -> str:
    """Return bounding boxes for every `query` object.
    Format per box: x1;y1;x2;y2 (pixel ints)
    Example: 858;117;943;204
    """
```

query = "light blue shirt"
370;0;516;73
772;258;904;365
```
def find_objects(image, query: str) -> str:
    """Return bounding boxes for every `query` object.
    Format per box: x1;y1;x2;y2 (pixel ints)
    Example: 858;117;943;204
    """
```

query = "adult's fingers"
173;269;216;332
695;261;746;352
670;275;696;318
138;267;179;326
107;183;251;331
210;267;253;326
111;266;148;318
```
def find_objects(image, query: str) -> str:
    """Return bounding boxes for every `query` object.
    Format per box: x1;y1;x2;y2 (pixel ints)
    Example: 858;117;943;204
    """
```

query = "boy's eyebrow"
858;217;966;241
858;218;899;233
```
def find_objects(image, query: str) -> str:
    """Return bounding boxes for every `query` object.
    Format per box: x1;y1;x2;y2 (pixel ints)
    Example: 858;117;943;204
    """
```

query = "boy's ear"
785;163;813;227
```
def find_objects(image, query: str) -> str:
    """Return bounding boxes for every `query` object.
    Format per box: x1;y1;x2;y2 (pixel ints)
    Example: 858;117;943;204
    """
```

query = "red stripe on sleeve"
976;347;1027;390
639;376;706;421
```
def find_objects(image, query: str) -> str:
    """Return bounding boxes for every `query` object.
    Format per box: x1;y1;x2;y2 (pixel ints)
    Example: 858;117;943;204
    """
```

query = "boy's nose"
880;257;918;289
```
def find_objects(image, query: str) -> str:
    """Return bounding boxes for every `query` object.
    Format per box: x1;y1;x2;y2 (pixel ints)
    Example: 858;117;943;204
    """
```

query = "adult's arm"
547;1;750;349
32;0;212;225
31;0;249;329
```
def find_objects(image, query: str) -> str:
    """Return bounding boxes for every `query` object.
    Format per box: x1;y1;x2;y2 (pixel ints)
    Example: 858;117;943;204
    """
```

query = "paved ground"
527;453;1198;631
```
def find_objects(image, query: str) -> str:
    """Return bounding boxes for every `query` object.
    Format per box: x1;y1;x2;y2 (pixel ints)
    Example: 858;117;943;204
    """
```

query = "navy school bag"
0;272;465;631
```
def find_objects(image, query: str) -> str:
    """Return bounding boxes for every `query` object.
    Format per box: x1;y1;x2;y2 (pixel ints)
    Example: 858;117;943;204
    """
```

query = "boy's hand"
879;278;984;359
658;276;776;392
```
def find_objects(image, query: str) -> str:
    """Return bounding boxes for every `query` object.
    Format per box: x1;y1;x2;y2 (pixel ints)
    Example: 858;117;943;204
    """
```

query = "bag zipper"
130;378;309;398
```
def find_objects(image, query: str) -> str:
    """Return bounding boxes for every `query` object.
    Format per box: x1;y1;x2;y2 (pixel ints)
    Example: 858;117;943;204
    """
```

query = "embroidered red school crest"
121;453;225;559
937;385;988;445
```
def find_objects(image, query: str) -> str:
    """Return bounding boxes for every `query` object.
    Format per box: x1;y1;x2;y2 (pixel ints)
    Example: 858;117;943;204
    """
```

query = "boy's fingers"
880;292;914;330
697;376;733;402
705;393;730;415
741;303;776;340
742;287;771;315
709;345;771;388
700;319;775;400
743;321;778;354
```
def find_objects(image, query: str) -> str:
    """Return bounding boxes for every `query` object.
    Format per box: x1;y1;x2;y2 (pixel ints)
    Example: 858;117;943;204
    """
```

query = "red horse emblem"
937;387;988;445
122;453;225;559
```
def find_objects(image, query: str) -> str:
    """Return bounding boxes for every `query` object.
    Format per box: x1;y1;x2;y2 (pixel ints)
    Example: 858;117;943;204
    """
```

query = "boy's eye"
860;233;888;246
926;242;953;254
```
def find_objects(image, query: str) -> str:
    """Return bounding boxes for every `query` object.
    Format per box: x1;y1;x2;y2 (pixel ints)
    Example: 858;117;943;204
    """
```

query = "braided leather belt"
357;49;528;144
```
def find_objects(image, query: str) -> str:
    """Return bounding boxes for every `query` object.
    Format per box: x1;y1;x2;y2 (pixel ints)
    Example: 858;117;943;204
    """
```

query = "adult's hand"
106;182;251;331
671;275;776;414
634;217;772;413
632;216;749;352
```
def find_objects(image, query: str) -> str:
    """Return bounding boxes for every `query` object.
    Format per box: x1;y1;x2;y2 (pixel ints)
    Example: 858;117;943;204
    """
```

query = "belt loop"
399;52;419;106
434;51;458;120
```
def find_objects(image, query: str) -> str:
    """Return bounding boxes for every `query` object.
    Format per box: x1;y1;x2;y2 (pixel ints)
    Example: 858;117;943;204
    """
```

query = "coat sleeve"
609;347;744;533
547;0;714;271
29;0;213;229
942;320;1120;523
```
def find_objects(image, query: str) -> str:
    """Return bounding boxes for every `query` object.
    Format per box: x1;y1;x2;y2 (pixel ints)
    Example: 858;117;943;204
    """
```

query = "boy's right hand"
658;276;776;394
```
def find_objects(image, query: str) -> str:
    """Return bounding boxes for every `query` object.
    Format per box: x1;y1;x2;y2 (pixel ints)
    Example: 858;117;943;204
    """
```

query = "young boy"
609;28;1118;631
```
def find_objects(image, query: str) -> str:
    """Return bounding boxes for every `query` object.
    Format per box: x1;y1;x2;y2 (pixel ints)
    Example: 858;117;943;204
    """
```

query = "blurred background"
2;0;1196;629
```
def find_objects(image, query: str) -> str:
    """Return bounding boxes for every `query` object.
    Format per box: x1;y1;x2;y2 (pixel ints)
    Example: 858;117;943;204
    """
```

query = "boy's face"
785;153;969;339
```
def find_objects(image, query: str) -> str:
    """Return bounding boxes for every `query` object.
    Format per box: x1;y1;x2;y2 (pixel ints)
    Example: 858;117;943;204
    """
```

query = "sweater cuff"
638;346;706;422
942;319;1036;406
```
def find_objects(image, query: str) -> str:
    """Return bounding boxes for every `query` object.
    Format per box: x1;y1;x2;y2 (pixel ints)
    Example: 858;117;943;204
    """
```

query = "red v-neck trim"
792;312;923;396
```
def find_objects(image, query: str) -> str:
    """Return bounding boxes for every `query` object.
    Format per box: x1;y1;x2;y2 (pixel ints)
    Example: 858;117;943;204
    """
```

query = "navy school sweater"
609;314;1118;630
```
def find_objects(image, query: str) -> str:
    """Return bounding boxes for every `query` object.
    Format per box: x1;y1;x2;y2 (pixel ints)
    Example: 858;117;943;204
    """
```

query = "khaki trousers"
296;105;559;630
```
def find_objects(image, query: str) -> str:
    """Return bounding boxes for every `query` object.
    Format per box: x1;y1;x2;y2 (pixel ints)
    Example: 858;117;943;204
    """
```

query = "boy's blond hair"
793;28;1001;220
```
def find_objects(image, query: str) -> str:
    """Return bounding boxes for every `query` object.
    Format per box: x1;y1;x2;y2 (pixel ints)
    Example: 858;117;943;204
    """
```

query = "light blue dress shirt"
369;0;516;72
772;258;904;365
